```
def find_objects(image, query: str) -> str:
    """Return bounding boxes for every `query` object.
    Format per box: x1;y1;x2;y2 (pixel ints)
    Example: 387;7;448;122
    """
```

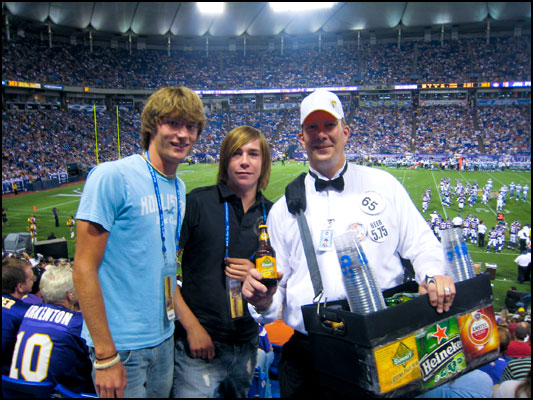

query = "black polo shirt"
177;182;273;344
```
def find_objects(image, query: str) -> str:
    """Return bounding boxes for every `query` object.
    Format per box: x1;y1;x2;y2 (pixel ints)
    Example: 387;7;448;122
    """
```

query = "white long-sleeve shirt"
250;163;446;334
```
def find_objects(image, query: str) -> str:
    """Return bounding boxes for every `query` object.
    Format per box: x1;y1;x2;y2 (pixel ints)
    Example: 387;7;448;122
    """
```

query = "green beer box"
415;317;467;389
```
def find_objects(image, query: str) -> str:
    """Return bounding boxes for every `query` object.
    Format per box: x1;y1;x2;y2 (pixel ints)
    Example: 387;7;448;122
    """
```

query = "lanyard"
143;152;181;260
224;199;267;259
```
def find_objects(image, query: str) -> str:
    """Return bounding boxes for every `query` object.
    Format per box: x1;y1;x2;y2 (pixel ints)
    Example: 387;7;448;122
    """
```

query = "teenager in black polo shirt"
172;126;273;398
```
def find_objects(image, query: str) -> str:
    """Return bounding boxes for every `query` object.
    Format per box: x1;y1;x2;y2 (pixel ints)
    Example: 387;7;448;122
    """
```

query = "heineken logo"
431;324;448;345
419;336;463;380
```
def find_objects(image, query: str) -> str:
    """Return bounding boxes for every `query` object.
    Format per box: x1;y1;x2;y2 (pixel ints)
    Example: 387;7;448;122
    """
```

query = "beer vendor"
243;90;456;397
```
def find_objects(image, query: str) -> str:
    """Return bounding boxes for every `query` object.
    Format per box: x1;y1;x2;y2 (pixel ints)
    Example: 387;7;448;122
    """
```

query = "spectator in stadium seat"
495;368;531;398
479;325;512;385
21;265;46;305
9;262;95;395
73;87;206;398
504;324;531;359
2;257;34;375
172;126;273;398
500;357;531;384
242;90;455;397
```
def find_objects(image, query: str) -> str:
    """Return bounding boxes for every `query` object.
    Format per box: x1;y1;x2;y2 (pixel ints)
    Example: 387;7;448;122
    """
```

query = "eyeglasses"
161;118;200;133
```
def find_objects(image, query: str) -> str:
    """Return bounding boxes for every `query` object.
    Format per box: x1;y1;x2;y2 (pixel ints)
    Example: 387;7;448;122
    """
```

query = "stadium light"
269;2;335;12
197;2;225;15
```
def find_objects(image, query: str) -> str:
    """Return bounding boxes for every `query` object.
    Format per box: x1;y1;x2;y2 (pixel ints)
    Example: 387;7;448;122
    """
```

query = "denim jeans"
172;336;257;398
89;335;174;398
256;348;275;398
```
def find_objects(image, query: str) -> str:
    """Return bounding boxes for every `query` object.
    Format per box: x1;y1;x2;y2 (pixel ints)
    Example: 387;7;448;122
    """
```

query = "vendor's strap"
285;173;323;298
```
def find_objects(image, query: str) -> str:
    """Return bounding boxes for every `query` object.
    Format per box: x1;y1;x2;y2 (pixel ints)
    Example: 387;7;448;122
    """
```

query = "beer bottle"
255;224;278;287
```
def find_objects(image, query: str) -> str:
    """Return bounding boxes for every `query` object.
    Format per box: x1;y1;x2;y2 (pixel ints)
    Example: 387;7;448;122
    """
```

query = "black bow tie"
309;164;347;192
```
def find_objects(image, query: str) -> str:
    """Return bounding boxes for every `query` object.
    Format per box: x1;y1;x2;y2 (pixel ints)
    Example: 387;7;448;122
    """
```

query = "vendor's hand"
242;268;282;310
224;257;254;282
418;274;456;314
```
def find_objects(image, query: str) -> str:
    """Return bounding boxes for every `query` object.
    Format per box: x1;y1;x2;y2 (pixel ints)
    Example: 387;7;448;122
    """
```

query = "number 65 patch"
359;191;384;215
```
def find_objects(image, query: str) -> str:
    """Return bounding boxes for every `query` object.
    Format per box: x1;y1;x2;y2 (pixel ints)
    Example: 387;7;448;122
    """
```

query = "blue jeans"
256;348;275;398
89;335;174;398
172;336;258;398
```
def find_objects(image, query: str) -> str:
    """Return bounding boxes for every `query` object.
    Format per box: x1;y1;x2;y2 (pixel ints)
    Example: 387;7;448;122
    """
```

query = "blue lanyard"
224;199;267;259
143;152;181;260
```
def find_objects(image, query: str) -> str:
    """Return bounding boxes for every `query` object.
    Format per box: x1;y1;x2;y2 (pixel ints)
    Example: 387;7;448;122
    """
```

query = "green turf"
2;161;530;311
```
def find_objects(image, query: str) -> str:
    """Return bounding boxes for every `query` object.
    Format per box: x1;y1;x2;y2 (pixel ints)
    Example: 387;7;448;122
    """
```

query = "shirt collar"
217;181;265;205
308;161;348;181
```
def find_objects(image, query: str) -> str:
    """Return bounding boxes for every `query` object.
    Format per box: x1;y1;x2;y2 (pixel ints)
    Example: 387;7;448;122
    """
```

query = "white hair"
40;262;74;304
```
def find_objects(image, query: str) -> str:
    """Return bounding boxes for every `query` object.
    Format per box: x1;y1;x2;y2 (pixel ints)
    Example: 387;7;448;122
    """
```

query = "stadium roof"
3;2;531;45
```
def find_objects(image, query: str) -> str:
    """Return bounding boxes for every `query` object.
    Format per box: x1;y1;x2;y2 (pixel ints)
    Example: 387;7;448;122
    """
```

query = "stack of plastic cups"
440;228;475;282
334;230;386;314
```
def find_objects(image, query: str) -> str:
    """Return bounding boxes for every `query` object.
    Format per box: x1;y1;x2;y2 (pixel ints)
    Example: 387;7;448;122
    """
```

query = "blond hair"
141;87;206;150
217;126;271;192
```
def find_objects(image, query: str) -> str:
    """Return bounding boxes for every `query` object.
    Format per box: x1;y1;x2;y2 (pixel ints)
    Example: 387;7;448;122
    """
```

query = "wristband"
93;353;121;370
95;351;118;361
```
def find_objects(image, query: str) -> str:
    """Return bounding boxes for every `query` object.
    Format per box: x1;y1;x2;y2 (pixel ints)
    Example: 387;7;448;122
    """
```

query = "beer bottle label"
259;232;268;241
374;334;421;394
415;317;466;388
457;306;499;361
256;256;277;279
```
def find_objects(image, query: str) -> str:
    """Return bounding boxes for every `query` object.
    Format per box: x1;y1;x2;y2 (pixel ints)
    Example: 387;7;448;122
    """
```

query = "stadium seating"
2;375;55;398
54;383;98;398
247;366;267;398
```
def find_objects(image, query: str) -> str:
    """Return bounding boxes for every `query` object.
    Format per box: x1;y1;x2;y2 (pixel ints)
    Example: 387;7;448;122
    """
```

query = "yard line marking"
469;250;518;256
38;199;81;210
430;171;447;219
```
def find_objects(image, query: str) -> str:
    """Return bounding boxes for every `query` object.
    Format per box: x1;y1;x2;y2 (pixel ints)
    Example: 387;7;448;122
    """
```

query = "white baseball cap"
300;90;344;125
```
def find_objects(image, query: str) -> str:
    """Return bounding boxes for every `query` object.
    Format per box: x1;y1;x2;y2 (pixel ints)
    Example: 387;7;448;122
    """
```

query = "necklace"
141;154;176;179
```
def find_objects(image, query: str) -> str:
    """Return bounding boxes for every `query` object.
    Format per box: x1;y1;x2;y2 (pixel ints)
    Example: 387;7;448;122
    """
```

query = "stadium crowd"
2;103;531;186
2;36;531;89
2;34;531;187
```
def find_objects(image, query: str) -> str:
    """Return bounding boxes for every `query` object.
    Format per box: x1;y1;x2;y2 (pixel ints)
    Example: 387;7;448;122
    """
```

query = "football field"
2;162;531;311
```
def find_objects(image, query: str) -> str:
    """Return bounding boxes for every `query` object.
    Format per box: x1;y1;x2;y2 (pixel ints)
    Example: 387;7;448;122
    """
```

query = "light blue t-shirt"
76;154;185;350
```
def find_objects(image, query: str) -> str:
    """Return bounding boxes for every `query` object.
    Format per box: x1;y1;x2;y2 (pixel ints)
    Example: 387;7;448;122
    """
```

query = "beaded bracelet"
93;353;121;370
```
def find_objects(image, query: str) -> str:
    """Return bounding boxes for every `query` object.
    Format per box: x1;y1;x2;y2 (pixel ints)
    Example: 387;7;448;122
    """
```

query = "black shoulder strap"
285;173;307;215
285;173;323;298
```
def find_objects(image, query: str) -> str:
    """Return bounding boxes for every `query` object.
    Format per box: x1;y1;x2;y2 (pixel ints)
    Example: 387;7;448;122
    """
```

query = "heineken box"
301;274;499;397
